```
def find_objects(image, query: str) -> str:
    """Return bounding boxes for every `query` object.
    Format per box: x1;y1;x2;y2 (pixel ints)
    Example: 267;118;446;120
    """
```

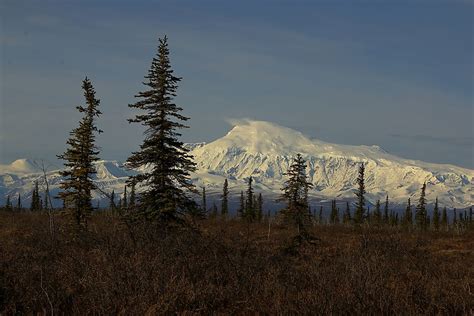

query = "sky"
1;0;473;169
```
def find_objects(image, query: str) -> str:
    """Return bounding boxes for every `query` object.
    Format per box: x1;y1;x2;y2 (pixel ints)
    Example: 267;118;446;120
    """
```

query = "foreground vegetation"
1;211;473;314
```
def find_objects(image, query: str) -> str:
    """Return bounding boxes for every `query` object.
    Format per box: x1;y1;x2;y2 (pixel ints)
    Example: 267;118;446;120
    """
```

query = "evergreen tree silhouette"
245;176;255;221
57;77;102;228
279;154;313;231
221;179;229;216
126;36;197;223
433;197;440;230
415;183;427;230
354;163;366;224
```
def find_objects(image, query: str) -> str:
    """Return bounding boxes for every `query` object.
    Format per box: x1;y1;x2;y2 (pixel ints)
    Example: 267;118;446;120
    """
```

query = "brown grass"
1;211;473;314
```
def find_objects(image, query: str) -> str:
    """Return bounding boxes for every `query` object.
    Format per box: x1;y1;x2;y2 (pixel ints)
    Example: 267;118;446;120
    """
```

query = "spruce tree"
441;206;448;230
330;200;339;224
126;35;197;223
109;190;116;210
470;207;473;225
129;180;136;209
383;195;389;225
343;202;351;224
373;199;382;225
319;206;323;224
123;185;128;209
452;208;457;226
57;77;102;228
279;154;313;230
257;193;263;222
415;183;427;230
404;198;412;228
354;163;366;224
221;179;229;216
245;176;255;220
17;193;22;211
433;197;440;230
238;191;245;218
202;186;207;213
30;181;41;211
5;195;12;211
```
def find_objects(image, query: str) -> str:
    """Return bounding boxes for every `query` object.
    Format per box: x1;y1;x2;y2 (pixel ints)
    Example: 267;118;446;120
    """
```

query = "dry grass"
0;211;473;314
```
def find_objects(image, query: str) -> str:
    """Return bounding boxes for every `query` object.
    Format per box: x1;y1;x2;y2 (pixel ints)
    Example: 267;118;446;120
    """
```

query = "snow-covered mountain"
1;120;472;209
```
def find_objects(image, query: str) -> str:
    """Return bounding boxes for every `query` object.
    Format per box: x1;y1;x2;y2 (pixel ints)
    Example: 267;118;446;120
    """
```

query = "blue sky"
1;0;473;168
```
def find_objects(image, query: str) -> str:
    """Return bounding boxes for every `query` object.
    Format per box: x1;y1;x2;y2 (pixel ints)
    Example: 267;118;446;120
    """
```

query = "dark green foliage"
238;191;245;218
383;195;389;224
415;183;427;230
129;181;136;209
343;202;351;224
109;190;116;210
354;163;366;224
221;179;229;216
245;177;255;221
5;195;12;211
330;200;339;224
256;193;263;222
280;154;313;230
57;77;102;228
30;181;41;211
373;199;382;224
470;207;472;224
16;194;22;210
126;36;197;223
433;197;440;230
123;185;128;209
404;198;412;228
202;186;207;213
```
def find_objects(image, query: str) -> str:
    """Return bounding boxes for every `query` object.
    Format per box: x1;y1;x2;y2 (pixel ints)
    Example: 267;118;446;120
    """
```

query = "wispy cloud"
389;134;473;147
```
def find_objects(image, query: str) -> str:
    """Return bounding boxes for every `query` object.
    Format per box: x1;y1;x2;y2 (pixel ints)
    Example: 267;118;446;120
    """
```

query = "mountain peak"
0;159;42;174
220;119;316;154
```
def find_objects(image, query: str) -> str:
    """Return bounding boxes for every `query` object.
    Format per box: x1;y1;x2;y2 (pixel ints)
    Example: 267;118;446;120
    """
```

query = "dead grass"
0;211;473;314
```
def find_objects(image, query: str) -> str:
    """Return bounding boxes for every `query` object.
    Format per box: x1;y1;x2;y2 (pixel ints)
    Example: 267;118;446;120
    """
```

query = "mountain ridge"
1;120;472;208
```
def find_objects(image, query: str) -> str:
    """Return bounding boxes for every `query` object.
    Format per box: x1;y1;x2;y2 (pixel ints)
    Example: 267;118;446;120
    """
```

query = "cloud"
389;134;474;147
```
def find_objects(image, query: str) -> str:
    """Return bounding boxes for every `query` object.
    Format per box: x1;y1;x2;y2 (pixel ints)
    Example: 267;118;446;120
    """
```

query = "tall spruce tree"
16;193;22;211
354;163;366;224
5;195;12;211
404;198;413;228
57;77;102;228
257;193;263;222
238;191;245;218
202;186;207;213
30;181;41;211
343;202;351;224
109;190;116;209
126;35;197;223
433;197;440;230
415;183;427;230
129;180;136;209
221;179;229;216
373;199;382;225
330;200;339;224
244;176;255;220
441;206;448;230
383;195;389;224
123;185;128;209
279;154;313;230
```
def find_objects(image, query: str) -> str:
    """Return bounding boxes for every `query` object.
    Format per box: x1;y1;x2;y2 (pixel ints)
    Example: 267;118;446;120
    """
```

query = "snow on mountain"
1;120;472;208
0;159;44;174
